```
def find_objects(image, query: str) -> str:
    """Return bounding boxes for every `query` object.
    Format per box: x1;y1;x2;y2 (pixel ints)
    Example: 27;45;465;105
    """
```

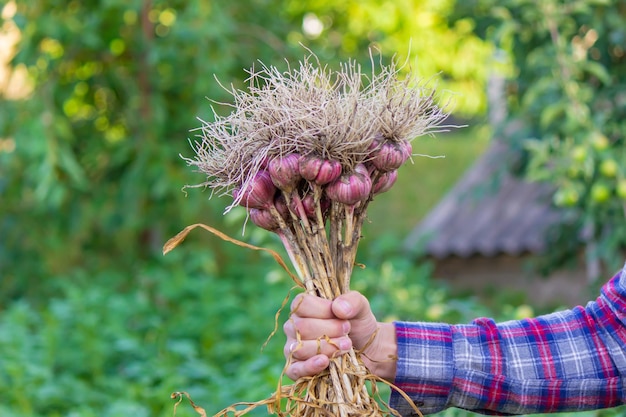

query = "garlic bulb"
325;164;372;205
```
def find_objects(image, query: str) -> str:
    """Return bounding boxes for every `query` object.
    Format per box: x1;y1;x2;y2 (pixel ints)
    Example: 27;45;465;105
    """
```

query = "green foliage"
0;229;505;417
0;1;497;414
3;0;625;416
283;0;495;116
0;0;492;300
464;0;626;273
0;245;291;417
353;238;496;325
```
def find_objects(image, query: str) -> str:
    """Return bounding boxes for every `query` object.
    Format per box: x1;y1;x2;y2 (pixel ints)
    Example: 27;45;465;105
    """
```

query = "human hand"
282;291;397;381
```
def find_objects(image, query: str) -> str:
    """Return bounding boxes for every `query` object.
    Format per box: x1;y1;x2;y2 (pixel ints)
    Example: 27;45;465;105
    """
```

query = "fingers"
284;293;352;380
283;315;349;341
283;333;348;380
331;291;378;351
331;291;371;320
289;293;334;319
283;334;352;380
288;292;367;323
283;291;377;381
285;355;329;380
283;335;352;360
286;293;350;341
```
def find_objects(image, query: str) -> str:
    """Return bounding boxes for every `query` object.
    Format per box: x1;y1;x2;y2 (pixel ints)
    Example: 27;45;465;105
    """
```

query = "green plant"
0;246;291;417
0;0;494;303
461;0;626;275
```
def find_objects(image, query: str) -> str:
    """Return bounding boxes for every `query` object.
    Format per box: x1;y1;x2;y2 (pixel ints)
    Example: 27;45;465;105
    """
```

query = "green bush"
0;218;496;417
1;228;624;417
0;243;289;417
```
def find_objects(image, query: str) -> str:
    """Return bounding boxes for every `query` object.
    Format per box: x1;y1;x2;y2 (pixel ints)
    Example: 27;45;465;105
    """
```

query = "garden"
1;1;625;416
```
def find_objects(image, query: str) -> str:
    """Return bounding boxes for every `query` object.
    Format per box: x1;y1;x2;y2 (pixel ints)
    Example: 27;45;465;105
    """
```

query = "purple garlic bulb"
273;195;290;220
249;208;279;231
300;194;316;217
372;169;398;195
268;153;302;192
371;139;412;172
233;170;276;209
299;155;342;185
354;163;369;177
290;193;317;218
325;163;372;205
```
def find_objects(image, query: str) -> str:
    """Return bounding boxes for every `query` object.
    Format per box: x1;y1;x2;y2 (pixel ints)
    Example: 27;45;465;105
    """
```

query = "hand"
283;290;397;381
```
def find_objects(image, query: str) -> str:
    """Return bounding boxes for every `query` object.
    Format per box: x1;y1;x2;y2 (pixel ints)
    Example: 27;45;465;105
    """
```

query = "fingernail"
339;337;351;351
337;299;352;316
284;320;294;334
342;321;350;335
313;356;327;368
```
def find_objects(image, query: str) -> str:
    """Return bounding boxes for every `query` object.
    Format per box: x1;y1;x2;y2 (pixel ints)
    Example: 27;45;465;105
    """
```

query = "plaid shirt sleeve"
389;263;626;416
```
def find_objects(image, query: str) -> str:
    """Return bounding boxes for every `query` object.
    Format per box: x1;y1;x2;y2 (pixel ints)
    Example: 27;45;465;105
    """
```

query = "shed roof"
404;140;563;259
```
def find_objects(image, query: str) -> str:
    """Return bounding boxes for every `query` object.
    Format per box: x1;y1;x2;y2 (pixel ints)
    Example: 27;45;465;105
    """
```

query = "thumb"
331;291;378;350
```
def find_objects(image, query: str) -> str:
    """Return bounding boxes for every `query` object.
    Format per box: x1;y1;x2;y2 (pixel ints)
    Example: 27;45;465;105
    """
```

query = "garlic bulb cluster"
241;149;403;231
186;53;449;296
228;137;419;296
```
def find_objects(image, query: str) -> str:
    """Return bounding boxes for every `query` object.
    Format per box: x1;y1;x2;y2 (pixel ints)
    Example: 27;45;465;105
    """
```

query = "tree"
0;0;493;299
458;0;626;276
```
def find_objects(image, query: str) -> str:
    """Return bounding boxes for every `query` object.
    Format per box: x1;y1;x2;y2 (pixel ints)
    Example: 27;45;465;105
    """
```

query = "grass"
364;122;491;240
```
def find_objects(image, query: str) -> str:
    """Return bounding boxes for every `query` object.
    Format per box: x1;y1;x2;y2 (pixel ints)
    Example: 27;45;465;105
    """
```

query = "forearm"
390;267;626;416
389;321;453;415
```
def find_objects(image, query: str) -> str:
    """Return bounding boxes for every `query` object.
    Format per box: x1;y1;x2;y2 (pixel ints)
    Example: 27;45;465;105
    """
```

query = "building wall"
431;255;593;310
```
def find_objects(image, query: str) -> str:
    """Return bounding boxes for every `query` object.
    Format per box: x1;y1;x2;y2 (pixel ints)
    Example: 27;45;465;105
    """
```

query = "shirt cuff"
390;321;454;415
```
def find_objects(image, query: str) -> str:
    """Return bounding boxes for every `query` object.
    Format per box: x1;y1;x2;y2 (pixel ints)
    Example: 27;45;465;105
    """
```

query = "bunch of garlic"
183;52;449;417
187;54;448;295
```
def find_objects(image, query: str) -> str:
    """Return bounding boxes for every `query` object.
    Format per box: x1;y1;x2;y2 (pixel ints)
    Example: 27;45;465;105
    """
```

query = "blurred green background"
1;1;625;416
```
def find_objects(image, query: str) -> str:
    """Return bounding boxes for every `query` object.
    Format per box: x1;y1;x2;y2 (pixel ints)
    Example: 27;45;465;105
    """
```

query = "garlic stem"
269;205;315;294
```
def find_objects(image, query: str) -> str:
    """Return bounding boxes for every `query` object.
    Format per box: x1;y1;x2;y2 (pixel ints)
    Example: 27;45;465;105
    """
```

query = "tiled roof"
404;140;564;258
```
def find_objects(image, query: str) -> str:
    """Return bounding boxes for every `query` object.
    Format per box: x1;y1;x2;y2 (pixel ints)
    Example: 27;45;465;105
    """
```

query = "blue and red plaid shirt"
390;264;626;415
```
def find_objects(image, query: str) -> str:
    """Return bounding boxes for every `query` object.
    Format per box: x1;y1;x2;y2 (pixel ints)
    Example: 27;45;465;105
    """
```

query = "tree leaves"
480;0;626;274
